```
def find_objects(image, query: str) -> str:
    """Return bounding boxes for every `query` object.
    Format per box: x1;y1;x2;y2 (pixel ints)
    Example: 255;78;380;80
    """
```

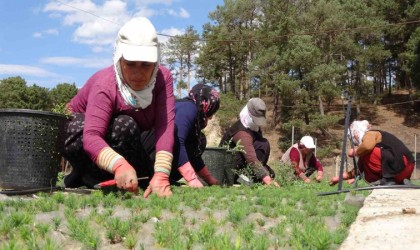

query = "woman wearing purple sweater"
63;17;174;198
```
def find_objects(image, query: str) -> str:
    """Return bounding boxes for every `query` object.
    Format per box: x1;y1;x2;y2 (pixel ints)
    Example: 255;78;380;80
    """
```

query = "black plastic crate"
201;147;238;186
0;109;68;189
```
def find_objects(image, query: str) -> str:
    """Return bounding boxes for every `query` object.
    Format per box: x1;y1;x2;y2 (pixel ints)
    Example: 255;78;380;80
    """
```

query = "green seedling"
197;218;217;243
35;223;50;237
105;217;130;244
154;218;182;248
67;216;100;249
123;233;137;250
51;216;61;231
238;222;255;243
41;238;59;250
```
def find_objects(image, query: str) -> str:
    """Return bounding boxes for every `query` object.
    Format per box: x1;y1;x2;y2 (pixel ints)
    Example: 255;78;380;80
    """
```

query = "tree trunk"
318;95;324;116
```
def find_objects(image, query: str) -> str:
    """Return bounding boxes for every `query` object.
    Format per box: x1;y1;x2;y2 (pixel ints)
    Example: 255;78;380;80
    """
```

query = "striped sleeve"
96;147;123;173
154;150;173;175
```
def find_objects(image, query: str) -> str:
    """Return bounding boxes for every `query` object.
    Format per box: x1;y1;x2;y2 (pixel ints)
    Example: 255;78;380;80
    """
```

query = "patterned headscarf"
188;83;220;119
186;83;220;156
349;120;371;146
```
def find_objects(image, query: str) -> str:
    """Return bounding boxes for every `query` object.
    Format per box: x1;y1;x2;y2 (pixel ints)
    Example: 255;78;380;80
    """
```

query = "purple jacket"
68;65;175;163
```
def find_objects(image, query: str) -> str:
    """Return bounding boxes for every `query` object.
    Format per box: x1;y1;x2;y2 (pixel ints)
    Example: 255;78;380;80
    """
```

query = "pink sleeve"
154;68;175;154
83;87;114;163
289;148;300;163
289;147;303;175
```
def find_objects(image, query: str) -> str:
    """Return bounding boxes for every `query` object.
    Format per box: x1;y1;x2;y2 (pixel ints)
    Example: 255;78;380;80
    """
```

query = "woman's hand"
113;158;139;193
262;176;281;187
348;147;358;157
143;172;172;198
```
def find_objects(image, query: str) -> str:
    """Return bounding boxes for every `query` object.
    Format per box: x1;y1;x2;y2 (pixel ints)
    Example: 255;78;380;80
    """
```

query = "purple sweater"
68;65;175;163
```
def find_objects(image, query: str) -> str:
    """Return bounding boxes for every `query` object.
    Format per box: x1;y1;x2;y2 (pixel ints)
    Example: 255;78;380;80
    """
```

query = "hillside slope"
205;91;420;179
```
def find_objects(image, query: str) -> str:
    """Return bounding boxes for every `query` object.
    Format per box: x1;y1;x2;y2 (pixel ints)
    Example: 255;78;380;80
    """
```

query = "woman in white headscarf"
63;17;175;198
219;98;280;187
330;120;415;185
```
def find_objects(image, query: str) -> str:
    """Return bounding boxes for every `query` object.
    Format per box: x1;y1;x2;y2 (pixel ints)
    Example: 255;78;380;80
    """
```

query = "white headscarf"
349;120;371;146
113;41;159;109
239;105;259;132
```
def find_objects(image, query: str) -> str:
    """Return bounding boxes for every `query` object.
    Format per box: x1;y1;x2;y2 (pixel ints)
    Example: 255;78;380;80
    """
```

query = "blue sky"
0;0;224;89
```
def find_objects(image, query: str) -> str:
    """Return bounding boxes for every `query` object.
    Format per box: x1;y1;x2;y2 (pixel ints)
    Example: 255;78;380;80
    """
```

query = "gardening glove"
197;166;219;185
347;147;358;157
113;158;138;193
329;176;339;186
262;176;280;187
299;173;311;183
316;171;323;182
329;174;355;186
346;178;355;184
178;162;204;188
143;172;172;198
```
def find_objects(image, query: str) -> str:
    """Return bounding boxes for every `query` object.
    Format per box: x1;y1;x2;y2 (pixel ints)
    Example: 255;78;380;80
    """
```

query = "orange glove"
143;172;172;198
112;158;138;193
262;176;280;187
178;162;203;188
316;171;323;182
197;166;219;185
329;175;355;186
299;173;311;183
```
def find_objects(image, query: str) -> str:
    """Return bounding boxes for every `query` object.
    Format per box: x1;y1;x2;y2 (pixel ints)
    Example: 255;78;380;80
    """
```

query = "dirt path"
373;106;419;152
340;189;420;250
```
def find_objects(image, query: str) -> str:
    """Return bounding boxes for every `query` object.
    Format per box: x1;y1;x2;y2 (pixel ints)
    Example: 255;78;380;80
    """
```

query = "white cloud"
45;29;59;35
40;57;110;68
43;0;130;49
179;8;190;18
161;27;184;36
166;8;190;18
33;32;43;38
42;0;189;51
0;64;58;77
33;29;59;38
159;27;184;43
134;7;157;18
134;0;174;6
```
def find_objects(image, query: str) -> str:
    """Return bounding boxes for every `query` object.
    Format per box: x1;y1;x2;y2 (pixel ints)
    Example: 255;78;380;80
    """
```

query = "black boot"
63;170;83;188
379;177;396;186
403;179;412;185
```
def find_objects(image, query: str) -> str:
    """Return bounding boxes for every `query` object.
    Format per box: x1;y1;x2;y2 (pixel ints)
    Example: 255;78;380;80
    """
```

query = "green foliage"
411;37;420;90
49;83;78;107
216;92;246;132
0;77;32;109
26;85;51;110
275;162;300;187
279;114;340;152
0;77;77;112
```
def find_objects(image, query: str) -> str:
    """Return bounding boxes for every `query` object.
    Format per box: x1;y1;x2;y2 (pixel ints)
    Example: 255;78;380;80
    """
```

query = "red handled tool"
93;177;149;189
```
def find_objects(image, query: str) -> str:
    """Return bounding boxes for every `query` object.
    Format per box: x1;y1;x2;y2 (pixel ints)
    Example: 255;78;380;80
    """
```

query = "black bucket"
201;147;238;186
0;109;68;189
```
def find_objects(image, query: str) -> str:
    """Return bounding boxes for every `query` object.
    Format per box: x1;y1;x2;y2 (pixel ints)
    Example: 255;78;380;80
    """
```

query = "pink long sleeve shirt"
68;65;175;163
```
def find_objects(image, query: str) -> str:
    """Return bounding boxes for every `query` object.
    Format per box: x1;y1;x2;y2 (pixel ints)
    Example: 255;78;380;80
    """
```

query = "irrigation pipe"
318;184;420;196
